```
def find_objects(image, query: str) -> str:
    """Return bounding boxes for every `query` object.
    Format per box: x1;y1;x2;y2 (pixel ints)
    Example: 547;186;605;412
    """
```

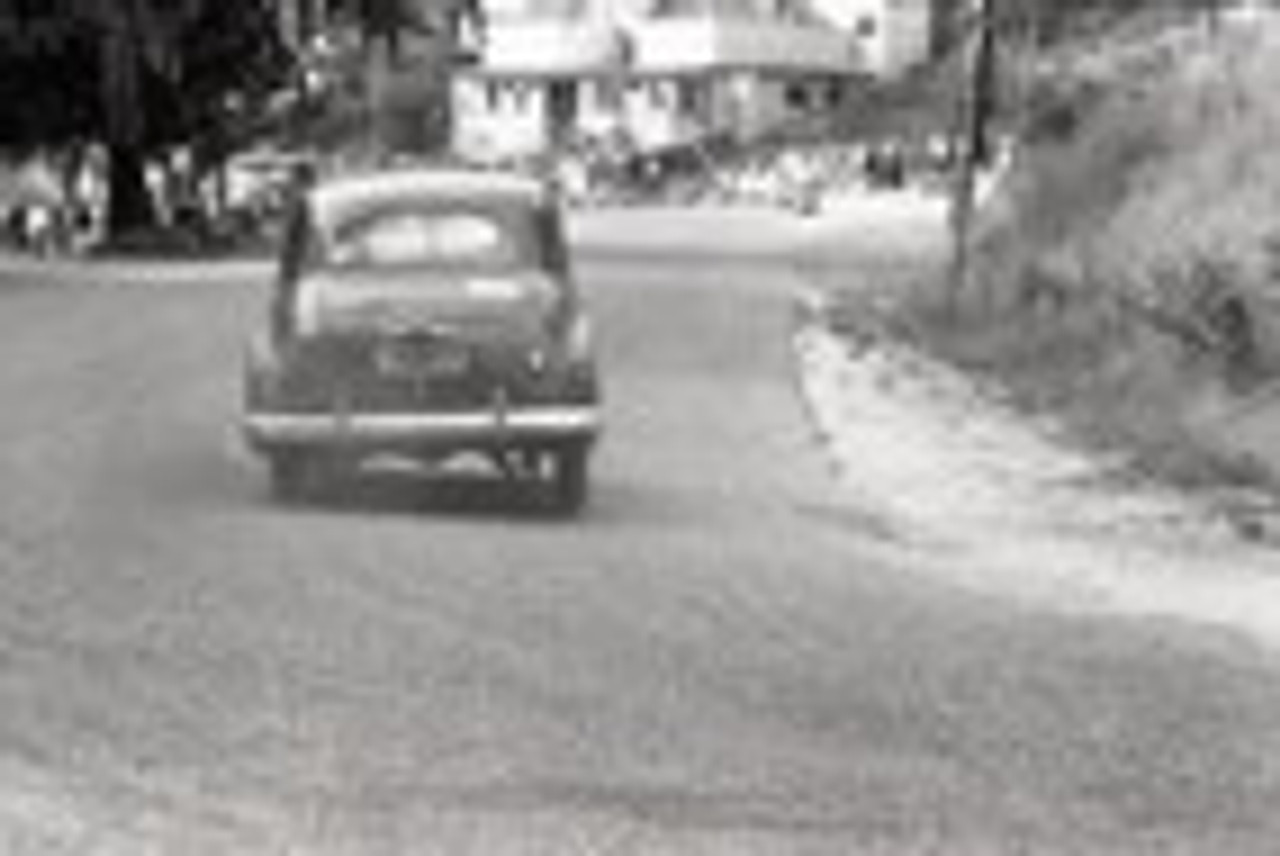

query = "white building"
452;0;933;161
809;0;933;78
1222;0;1280;21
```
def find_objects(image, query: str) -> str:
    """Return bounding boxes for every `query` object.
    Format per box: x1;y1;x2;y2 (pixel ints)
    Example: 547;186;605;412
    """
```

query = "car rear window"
325;207;527;271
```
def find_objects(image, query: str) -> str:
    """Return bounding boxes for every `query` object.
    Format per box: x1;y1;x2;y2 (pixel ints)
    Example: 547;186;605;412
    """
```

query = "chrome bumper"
244;406;601;448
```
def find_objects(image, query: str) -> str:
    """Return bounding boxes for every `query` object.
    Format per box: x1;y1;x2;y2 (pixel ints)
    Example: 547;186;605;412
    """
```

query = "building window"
485;82;502;111
827;81;843;108
855;15;878;38
648;81;669;109
512;84;533;111
785;83;809;111
548;80;579;127
676;79;704;115
595;80;624;112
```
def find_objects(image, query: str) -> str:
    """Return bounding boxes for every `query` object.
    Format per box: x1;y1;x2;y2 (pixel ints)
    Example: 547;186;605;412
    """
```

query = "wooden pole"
947;0;994;315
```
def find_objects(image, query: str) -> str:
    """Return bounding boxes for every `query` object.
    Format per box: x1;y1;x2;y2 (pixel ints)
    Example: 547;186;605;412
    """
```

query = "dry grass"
899;17;1280;489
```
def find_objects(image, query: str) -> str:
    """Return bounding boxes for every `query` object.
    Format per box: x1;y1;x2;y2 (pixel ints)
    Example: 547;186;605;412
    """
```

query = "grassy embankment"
895;18;1280;491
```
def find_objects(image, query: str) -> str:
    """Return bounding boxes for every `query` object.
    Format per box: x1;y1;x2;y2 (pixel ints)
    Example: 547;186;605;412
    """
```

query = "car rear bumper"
243;405;601;451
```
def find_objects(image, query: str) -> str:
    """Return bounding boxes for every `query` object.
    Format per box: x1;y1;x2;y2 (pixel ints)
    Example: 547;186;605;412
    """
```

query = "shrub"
911;16;1280;486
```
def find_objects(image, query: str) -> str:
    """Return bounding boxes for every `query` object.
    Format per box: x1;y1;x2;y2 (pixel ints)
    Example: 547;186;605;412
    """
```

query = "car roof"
310;168;550;229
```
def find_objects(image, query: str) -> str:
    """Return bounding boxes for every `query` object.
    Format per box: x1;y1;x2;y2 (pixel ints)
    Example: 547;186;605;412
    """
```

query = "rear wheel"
548;444;590;514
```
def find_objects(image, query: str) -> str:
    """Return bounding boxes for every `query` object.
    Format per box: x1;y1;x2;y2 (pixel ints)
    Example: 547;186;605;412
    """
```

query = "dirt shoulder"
793;187;1280;650
0;253;270;291
912;20;1280;504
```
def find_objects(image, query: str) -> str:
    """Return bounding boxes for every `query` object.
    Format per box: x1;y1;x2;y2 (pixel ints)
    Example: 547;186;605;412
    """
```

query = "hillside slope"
909;18;1280;490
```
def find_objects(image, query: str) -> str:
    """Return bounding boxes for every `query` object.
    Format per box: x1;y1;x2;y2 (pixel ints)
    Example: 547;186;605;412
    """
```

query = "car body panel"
243;167;600;460
243;407;601;450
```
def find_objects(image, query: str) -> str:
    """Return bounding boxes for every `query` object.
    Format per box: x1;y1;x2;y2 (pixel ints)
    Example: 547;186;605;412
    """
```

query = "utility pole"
1204;0;1222;33
947;0;997;314
357;0;405;158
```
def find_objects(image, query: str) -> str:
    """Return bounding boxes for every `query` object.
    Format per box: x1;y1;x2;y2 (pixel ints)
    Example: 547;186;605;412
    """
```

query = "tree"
0;0;291;237
332;0;481;154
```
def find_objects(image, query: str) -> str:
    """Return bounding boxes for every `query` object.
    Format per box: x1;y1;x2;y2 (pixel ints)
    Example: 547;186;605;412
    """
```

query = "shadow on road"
245;462;736;532
257;464;597;524
410;778;878;837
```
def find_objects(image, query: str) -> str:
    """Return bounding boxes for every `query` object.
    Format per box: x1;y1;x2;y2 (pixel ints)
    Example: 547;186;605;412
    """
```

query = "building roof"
652;0;820;19
491;0;825;21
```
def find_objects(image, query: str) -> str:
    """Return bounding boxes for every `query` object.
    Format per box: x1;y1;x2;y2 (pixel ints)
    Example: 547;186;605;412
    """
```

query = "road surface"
0;208;1279;854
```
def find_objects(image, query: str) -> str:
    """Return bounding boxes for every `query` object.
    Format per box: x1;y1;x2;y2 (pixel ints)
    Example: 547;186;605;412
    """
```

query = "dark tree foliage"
933;0;1225;49
1013;0;1222;40
326;0;479;155
330;0;481;51
0;0;291;234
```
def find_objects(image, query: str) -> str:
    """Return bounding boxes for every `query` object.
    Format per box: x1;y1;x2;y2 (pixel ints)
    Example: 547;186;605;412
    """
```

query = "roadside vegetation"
898;13;1280;492
0;1;468;255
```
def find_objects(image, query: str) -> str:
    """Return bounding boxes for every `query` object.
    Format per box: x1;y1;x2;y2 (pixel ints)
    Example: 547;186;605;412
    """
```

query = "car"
241;166;602;513
220;149;316;245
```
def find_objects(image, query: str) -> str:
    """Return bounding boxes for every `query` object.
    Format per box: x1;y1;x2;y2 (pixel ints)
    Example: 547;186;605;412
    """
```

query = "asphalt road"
1;211;1280;855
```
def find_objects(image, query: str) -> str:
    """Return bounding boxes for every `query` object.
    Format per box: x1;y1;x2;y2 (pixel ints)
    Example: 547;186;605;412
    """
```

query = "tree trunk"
105;144;156;239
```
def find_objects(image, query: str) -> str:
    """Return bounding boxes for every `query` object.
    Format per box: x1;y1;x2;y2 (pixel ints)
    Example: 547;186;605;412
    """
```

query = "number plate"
375;339;469;379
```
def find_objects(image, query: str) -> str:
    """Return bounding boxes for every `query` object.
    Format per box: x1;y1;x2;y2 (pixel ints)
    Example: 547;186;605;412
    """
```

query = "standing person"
25;204;54;256
273;160;318;341
6;205;27;250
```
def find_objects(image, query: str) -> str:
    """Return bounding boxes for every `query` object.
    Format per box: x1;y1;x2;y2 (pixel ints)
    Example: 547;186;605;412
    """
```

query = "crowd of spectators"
0;156;97;257
0;132;1012;259
547;132;1005;213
